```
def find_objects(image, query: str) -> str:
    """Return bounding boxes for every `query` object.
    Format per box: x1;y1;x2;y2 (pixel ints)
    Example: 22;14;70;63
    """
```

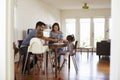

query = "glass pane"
109;18;112;39
65;19;76;36
80;18;90;47
94;18;105;47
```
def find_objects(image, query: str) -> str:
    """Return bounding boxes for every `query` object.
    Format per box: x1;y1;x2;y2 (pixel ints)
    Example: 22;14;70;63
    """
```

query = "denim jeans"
52;48;64;66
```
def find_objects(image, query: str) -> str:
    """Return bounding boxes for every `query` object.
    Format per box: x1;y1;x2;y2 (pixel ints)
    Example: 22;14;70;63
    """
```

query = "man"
20;21;58;74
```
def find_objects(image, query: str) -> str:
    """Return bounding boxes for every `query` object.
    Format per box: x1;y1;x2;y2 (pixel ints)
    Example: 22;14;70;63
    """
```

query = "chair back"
18;40;23;48
28;38;48;54
72;41;78;56
70;41;78;56
13;42;19;57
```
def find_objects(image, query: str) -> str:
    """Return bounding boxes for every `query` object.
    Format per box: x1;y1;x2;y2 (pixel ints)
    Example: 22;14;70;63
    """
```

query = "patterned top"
67;42;74;54
49;31;63;40
58;42;74;55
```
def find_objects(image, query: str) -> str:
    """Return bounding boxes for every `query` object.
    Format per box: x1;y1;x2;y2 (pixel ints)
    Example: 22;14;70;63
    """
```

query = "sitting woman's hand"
52;38;59;42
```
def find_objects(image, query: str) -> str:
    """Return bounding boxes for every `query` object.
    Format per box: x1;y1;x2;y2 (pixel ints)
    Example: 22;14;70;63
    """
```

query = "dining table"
49;42;67;78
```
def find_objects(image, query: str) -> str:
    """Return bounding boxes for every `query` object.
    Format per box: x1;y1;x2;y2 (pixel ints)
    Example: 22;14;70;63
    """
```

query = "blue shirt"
21;29;37;47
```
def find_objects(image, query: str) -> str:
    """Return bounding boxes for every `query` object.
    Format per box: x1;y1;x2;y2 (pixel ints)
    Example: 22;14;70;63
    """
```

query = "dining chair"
23;38;48;76
59;41;78;73
13;42;19;58
69;40;78;73
74;41;78;57
17;40;23;69
13;42;19;80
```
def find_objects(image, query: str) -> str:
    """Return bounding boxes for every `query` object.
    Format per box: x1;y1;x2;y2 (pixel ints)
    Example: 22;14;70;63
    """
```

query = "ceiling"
41;0;111;10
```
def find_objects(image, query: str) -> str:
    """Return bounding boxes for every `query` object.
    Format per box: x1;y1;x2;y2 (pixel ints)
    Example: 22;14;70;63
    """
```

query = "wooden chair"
17;40;23;69
74;41;78;57
59;41;78;73
13;42;19;58
69;40;78;73
13;42;19;80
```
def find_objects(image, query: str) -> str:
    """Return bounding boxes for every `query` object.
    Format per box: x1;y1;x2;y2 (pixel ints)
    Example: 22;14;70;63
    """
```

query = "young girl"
58;34;75;69
35;30;44;60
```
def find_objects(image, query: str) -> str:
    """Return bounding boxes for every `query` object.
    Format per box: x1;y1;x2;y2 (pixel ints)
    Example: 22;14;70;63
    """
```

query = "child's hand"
63;40;68;43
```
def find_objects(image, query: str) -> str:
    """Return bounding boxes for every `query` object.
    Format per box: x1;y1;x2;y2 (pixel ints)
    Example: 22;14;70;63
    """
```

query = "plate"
53;42;64;45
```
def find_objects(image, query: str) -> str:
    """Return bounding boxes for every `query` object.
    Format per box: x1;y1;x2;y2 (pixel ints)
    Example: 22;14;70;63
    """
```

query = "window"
65;19;76;37
79;18;90;46
94;18;105;47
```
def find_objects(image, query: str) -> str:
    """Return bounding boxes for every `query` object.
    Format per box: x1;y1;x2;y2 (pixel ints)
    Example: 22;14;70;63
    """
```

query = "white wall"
61;9;111;46
61;9;111;32
0;0;6;80
0;0;14;80
61;8;111;31
6;0;14;79
61;9;111;18
14;0;60;41
110;0;120;80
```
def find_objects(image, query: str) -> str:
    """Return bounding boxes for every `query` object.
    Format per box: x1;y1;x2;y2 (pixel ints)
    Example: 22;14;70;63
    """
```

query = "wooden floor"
15;52;110;80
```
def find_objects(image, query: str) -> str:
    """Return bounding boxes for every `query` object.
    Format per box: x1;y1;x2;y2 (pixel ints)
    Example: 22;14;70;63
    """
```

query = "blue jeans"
52;48;64;66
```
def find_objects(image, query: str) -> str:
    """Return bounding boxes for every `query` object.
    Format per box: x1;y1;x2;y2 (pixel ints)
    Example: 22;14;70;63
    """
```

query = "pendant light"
82;3;89;9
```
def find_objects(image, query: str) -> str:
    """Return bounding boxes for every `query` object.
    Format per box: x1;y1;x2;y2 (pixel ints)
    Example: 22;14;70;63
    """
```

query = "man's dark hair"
36;21;46;28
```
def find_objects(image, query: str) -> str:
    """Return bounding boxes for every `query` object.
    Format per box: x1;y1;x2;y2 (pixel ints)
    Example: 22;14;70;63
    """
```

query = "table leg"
81;48;82;54
55;48;58;78
44;52;47;80
87;49;89;59
46;51;48;68
91;48;93;55
27;54;30;75
68;55;70;69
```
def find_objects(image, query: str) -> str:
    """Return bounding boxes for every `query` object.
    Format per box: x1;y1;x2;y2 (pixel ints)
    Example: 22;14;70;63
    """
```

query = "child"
35;30;59;56
66;34;75;55
35;30;44;60
58;34;75;69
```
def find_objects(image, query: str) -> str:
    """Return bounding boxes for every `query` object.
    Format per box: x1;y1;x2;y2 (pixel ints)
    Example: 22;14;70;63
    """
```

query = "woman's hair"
66;34;75;42
36;30;43;38
51;23;60;31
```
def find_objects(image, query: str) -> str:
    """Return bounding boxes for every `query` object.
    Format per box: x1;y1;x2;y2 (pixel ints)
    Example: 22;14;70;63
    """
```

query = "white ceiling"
41;0;111;10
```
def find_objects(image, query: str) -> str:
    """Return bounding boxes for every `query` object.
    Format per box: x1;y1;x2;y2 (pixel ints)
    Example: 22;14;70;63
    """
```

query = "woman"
49;22;63;68
49;22;63;41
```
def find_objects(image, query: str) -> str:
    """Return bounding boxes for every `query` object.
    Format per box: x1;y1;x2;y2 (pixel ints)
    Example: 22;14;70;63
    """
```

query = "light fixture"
82;3;89;9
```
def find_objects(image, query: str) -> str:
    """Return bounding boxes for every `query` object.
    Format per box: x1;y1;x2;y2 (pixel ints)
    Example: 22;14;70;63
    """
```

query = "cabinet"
96;41;110;59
